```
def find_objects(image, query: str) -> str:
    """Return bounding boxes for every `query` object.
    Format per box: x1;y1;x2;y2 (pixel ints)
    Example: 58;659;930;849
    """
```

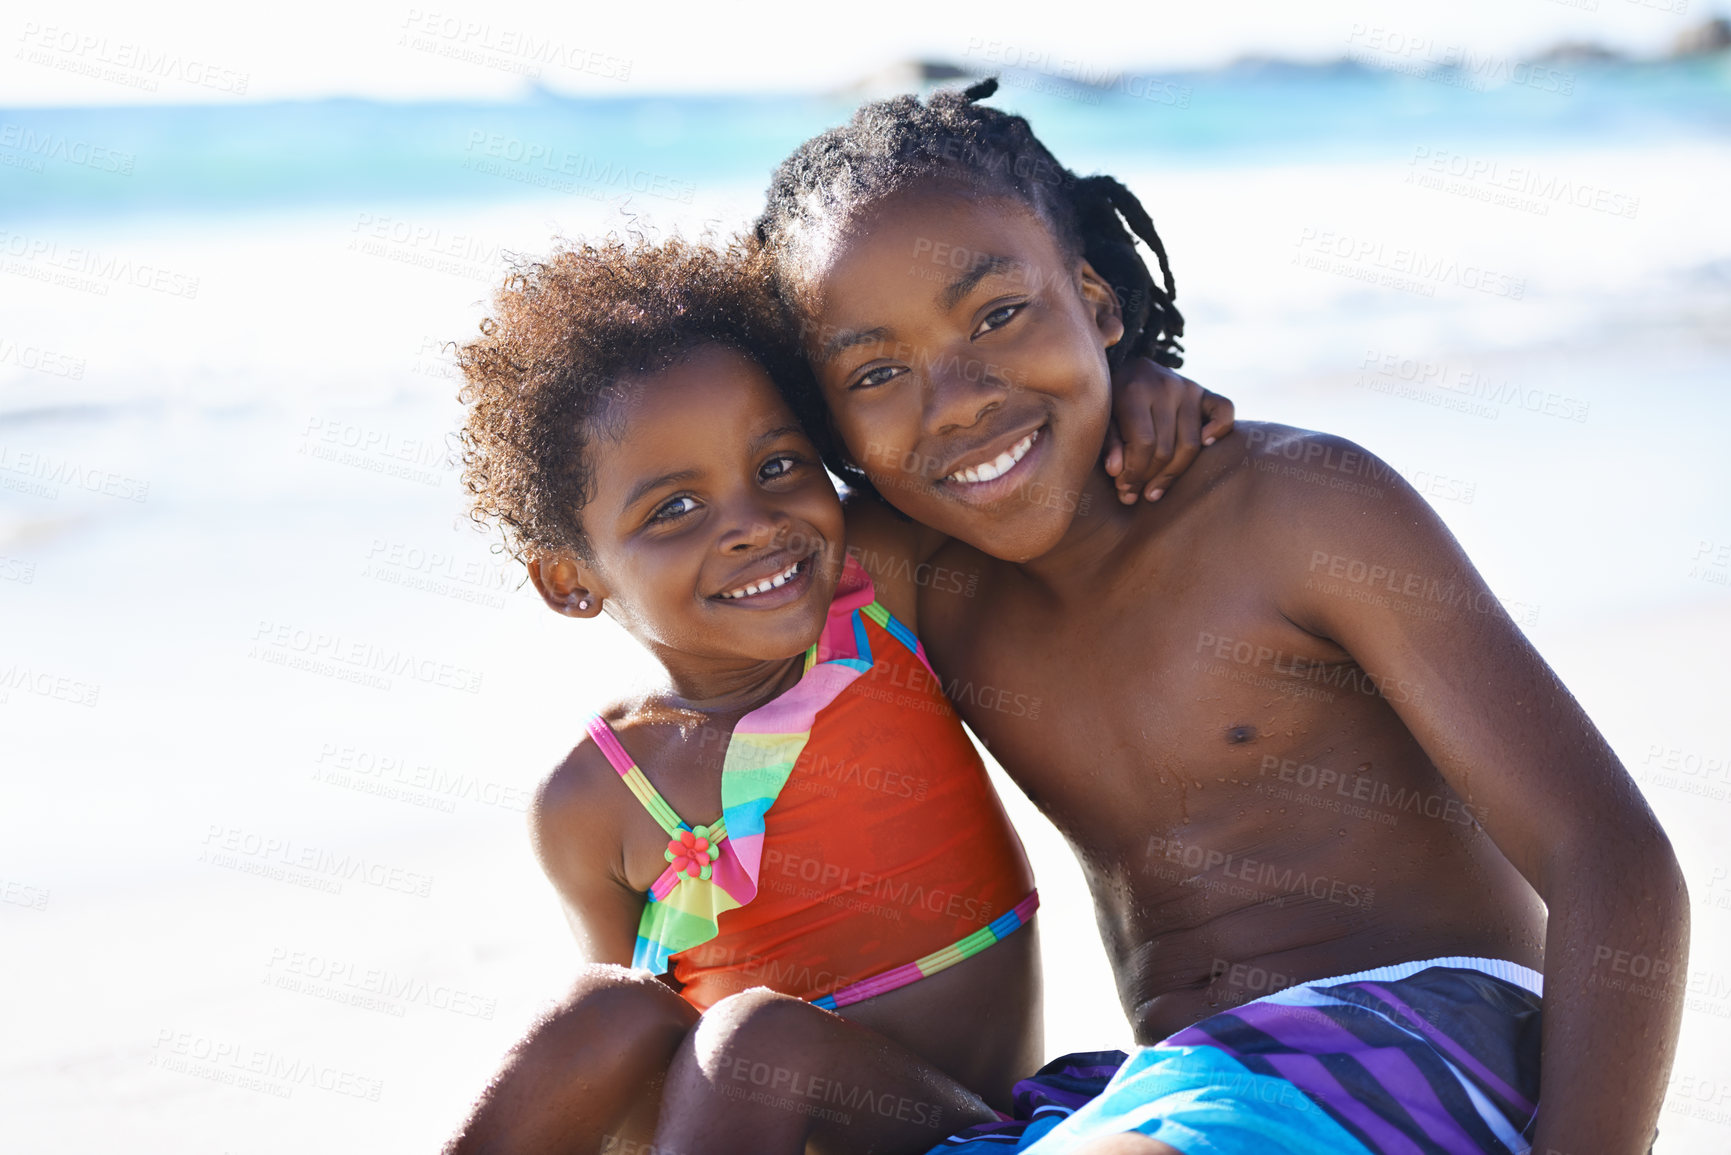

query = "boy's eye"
650;495;699;523
760;453;801;481
974;303;1024;337
851;365;904;391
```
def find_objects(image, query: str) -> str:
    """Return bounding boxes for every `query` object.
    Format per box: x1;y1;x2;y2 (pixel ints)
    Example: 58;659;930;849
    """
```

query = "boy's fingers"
1146;389;1204;501
1104;429;1139;503
1114;394;1161;495
1200;390;1236;447
1135;401;1178;493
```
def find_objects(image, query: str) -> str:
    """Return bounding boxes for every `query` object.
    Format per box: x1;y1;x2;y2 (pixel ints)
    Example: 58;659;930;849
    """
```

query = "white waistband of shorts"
1291;955;1543;997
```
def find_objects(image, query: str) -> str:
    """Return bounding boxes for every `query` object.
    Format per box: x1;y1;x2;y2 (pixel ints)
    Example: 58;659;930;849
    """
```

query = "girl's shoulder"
532;696;670;858
841;488;948;627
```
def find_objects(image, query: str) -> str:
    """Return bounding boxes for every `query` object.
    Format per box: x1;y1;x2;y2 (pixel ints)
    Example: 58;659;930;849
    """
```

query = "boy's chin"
932;498;1082;565
968;526;1070;564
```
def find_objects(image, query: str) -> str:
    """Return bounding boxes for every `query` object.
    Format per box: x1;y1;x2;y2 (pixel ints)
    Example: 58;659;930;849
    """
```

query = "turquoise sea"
4;59;1730;222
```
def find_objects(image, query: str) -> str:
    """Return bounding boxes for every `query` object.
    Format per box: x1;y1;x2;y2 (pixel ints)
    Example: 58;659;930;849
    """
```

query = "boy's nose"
924;353;1010;436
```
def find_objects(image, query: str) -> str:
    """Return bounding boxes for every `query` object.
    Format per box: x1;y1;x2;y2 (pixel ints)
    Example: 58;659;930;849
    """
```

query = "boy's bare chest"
925;574;1389;842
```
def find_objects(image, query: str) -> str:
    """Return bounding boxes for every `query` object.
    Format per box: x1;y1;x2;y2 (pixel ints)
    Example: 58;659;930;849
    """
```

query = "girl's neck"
654;649;809;720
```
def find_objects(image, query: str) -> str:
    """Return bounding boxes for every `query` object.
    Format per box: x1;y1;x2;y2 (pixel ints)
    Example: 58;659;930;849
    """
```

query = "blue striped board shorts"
932;957;1548;1155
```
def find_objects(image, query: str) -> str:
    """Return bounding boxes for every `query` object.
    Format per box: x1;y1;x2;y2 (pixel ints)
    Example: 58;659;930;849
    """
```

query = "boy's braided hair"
456;236;810;562
754;77;1184;372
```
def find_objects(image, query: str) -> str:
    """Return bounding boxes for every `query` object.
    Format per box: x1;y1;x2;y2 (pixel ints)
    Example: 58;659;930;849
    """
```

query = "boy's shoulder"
1240;423;1398;487
1175;422;1413;529
1118;422;1430;610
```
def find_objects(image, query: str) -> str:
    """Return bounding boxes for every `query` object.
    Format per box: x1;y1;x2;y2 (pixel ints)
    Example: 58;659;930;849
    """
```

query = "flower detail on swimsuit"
666;825;721;881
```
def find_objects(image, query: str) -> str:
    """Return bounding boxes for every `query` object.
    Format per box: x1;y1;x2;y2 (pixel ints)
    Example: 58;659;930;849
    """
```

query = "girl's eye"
851;365;903;391
975;303;1023;337
650;495;699;523
760;454;800;481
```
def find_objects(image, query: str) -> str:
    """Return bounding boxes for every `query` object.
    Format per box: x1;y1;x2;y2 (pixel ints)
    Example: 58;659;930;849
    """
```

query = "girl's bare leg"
446;964;699;1155
654;988;999;1155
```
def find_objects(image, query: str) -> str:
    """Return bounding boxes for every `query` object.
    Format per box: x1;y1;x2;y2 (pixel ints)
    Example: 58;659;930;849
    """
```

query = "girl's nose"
716;494;785;554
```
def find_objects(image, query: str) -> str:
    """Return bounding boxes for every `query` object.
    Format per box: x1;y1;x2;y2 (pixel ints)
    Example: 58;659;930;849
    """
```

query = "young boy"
650;82;1687;1155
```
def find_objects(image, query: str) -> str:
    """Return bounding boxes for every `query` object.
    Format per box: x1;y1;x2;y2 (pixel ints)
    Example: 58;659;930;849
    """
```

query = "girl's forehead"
598;345;786;429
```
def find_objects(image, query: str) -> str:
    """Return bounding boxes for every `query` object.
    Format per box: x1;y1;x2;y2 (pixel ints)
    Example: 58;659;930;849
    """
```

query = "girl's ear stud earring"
578;598;591;611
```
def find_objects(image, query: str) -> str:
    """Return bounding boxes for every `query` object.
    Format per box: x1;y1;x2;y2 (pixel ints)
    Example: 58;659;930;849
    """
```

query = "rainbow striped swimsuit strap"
584;714;745;974
858;598;936;676
811;891;1041;1011
719;558;883;913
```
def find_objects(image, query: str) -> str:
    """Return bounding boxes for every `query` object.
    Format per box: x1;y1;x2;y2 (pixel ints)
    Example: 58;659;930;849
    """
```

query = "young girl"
650;79;1681;1155
442;235;1232;1154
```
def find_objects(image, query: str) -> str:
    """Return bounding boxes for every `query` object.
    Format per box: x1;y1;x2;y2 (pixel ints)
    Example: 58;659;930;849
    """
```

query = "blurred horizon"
4;53;1727;228
5;0;1728;107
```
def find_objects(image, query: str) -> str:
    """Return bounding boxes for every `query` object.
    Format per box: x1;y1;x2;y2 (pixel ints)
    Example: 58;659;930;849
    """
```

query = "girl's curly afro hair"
456;235;817;562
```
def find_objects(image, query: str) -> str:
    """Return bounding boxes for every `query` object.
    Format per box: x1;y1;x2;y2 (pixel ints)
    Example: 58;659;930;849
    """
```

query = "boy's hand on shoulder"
1105;357;1234;505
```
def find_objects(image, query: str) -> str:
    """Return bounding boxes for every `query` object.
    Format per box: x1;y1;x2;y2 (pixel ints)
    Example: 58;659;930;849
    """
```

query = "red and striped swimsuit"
587;557;1038;1012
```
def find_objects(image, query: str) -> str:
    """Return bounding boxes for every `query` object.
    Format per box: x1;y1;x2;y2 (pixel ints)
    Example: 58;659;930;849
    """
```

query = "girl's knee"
687;987;829;1066
701;987;819;1036
533;965;696;1056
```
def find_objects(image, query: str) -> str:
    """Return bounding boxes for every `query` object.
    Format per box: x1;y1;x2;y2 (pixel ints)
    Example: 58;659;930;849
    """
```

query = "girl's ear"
1076;259;1126;350
528;554;607;618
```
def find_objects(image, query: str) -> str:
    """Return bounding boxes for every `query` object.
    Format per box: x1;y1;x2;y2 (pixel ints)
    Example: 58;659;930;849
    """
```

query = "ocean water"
2;60;1730;1152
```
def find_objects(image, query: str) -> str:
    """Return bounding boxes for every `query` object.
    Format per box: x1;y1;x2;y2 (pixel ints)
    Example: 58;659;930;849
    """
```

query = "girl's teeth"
948;432;1036;485
721;560;802;600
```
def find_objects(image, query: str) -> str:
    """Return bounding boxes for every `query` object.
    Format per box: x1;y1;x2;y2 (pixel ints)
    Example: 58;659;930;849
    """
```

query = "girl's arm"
445;743;696;1154
841;491;938;631
530;741;652;966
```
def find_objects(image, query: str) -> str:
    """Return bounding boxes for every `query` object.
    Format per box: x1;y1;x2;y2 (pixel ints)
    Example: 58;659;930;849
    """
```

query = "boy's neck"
1014;467;1141;594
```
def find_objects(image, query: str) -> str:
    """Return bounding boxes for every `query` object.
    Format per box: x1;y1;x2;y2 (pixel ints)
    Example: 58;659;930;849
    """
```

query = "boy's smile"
804;187;1124;563
931;424;1048;505
563;343;845;680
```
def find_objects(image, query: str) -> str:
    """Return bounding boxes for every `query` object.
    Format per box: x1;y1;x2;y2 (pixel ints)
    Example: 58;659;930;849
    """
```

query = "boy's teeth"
947;432;1036;485
719;559;803;600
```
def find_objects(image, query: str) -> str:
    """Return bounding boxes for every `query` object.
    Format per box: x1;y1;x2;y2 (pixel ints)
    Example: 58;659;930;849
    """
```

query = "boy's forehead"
802;190;1072;340
838;189;1051;263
